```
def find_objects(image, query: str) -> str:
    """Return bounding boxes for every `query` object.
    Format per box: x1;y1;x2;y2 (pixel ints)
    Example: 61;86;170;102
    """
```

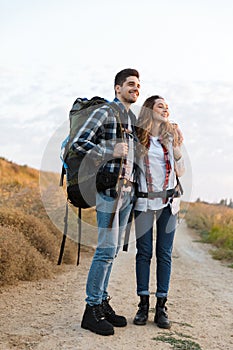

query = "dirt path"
0;221;233;350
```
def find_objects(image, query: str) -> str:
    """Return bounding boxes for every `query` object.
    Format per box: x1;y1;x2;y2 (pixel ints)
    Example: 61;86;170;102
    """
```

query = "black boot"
154;297;171;329
133;295;150;325
81;303;114;336
101;297;127;327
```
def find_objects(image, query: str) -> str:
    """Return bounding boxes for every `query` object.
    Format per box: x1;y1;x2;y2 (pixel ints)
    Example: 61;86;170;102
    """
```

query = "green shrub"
185;202;233;263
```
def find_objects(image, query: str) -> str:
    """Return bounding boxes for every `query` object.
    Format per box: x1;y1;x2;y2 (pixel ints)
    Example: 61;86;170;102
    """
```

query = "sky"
1;0;233;203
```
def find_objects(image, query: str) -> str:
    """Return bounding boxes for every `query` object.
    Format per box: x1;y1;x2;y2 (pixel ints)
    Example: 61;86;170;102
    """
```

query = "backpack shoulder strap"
59;165;66;186
176;175;184;195
107;102;124;141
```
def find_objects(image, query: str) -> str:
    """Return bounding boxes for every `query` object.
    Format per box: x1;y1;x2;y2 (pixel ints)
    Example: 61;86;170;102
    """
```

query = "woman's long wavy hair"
136;95;180;154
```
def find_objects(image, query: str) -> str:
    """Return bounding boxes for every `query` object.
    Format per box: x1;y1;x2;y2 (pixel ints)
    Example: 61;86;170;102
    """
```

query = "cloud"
139;80;233;202
0;65;233;202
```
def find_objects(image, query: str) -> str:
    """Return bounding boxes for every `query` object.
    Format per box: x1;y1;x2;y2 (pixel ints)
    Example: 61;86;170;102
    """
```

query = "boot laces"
93;304;106;321
102;297;115;316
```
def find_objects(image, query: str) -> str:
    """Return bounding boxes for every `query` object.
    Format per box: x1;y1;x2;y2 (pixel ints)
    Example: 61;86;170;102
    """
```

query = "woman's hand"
177;126;184;145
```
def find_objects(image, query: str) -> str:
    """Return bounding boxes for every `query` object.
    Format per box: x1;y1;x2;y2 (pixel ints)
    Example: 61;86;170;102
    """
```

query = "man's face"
115;76;140;104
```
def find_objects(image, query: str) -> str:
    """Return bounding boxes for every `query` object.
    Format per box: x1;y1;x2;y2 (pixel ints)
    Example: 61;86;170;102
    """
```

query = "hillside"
0;158;95;287
184;201;233;265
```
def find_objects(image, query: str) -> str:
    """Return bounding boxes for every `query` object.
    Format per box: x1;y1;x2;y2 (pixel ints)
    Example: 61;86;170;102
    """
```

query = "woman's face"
152;98;170;123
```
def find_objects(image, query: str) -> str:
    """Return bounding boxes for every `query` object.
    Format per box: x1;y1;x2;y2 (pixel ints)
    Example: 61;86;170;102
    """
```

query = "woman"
133;95;185;329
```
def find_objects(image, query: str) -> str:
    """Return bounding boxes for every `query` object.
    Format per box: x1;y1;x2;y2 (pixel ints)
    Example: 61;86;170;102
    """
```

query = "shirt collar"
113;97;127;114
113;97;136;121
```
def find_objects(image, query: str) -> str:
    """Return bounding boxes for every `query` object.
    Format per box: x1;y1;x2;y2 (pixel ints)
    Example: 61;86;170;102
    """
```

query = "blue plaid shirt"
72;98;137;177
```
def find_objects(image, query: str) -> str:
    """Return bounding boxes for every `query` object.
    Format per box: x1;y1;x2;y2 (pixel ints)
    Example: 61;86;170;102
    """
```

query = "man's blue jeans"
85;189;134;306
134;205;177;298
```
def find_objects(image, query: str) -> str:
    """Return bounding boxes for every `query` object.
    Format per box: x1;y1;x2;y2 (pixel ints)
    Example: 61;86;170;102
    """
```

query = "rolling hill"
0;157;95;287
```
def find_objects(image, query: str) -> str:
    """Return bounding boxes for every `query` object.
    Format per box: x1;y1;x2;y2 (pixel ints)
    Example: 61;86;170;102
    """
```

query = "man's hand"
113;142;128;158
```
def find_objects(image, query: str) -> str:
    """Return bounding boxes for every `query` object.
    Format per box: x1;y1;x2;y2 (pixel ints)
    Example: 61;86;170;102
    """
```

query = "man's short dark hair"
114;68;139;87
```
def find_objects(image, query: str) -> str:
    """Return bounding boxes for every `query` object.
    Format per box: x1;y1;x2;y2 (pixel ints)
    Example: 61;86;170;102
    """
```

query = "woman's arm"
174;146;185;177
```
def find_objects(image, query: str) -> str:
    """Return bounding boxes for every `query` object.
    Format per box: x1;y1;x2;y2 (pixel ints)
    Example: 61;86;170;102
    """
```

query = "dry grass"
0;226;53;286
184;201;233;264
0;157;94;287
0;207;61;261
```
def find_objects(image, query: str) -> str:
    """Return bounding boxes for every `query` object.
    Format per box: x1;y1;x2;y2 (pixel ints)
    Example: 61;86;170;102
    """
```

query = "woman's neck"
150;122;161;137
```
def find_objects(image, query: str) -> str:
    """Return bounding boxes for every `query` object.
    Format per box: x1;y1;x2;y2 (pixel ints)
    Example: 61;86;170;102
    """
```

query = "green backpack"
60;96;123;209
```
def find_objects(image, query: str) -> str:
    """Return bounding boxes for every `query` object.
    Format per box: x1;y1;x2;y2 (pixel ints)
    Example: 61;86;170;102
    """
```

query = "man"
72;68;140;336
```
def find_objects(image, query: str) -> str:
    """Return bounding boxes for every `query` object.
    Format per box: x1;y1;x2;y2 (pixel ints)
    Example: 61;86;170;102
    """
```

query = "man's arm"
72;107;115;165
72;106;129;165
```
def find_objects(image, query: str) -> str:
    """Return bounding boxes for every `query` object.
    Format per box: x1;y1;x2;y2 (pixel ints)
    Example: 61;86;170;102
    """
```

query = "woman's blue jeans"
85;189;134;306
134;205;177;298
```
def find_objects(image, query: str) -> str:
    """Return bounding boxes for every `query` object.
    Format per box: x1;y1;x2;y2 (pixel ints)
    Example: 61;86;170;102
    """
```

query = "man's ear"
115;84;121;95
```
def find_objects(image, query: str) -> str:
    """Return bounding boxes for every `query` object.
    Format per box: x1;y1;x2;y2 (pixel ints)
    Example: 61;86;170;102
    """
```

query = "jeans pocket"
100;192;116;202
96;191;116;213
